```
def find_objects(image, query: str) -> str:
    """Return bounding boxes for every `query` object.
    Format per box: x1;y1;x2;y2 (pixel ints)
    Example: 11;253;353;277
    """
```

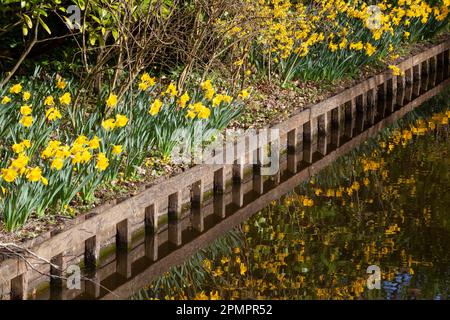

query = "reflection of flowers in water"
383;272;412;300
140;104;450;300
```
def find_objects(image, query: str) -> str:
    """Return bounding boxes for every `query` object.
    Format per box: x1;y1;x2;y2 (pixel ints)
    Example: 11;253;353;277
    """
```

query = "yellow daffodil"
19;116;33;127
23;91;31;101
96;153;109;171
88;136;101;150
165;82;178;97
44;95;55;106
238;89;250;99
46;107;62;121
59;92;71;105
20;104;32;116
56;77;67;89
26;167;43;182
51;158;64;171
178;92;190;108
106;93;118;108
388;65;404;76
1;96;11;104
149;99;163;116
115;114;128;127
9;83;22;94
139;73;156;90
1;167;18;183
112;145;123;155
102;118;116;131
197;106;211;119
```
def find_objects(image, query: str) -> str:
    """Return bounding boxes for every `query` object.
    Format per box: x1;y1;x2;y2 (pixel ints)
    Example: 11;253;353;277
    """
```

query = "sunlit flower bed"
221;0;449;81
0;75;247;231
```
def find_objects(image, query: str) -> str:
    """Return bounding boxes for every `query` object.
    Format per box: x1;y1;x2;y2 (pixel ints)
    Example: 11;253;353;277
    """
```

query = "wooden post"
116;219;131;250
145;203;157;234
213;168;226;218
303;121;312;143
168;191;182;221
344;100;354;139
85;235;100;270
50;253;64;288
287;128;298;153
253;146;264;195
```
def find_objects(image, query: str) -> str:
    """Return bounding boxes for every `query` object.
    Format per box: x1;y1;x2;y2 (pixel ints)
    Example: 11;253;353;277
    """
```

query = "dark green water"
135;88;450;300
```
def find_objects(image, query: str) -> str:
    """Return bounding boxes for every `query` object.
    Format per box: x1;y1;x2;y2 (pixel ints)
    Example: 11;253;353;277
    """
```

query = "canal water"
30;70;450;300
132;86;450;300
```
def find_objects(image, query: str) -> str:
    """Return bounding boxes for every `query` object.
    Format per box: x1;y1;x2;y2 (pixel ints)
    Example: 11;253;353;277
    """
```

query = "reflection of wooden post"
145;234;158;262
303;141;313;164
287;151;298;174
330;125;341;148
168;220;182;247
213;193;226;219
85;269;100;299
232;182;244;207
116;248;132;279
192;206;204;233
213;169;226;218
317;133;327;156
444;50;449;78
11;272;28;300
